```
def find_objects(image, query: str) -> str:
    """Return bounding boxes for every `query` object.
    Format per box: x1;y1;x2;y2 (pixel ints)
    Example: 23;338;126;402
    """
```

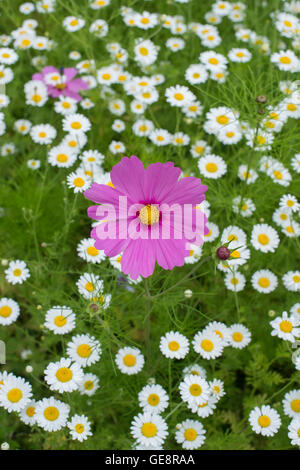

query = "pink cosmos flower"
84;156;208;279
32;66;89;101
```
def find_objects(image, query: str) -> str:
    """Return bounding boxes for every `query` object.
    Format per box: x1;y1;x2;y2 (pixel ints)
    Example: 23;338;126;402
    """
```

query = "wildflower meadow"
1;0;300;453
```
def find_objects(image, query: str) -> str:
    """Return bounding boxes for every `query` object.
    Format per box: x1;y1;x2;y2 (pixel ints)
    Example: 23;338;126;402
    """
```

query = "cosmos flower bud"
216;246;230;260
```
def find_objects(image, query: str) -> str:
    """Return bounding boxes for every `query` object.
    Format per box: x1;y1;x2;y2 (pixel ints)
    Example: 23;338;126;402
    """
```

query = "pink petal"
110;156;146;202
163;176;208;206
121;238;156;279
144;161;182;203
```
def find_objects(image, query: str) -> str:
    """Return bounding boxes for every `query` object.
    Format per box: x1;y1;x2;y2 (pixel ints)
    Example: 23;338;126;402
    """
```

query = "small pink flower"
84;156;208;279
32;66;89;101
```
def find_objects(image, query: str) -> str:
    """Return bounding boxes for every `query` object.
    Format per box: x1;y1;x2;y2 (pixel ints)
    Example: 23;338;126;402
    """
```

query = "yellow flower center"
56;153;68;163
73;177;85;187
184;428;197;441
26;406;35;417
201;339;214;351
13;269;22;276
291;399;300;412
209;58;219;65
189;384;202;396
54;315;67;327
75;423;85;433
56;367;73;382
7;388;23;403
77;344;92;358
139;205;160;225
205;162;218;173
287;104;297;111
84;380;94;390
174;93;184;101
87;246;99;256
168;341;180;351
147;393;160;406
32;94;41;102
123;354;136;367
258;415;271;427
258;234;269;245
139;47;149;56
258;277;270;288
232;332;243;342
44;406;59;421
280;320;293;333
293;276;300;283
0;306;12;318
141;422;157;437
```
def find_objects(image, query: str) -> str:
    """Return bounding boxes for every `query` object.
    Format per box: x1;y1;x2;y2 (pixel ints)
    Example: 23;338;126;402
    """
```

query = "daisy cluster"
0;0;300;451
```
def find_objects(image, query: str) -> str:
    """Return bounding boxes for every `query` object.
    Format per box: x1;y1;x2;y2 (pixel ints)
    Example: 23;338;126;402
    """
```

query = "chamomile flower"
27;159;40;170
25;80;48;106
238;164;259;184
30;124;56;145
63;16;85;32
282;271;300;292
251;269;278;294
48;145;77;168
131;412;168;448
0;65;14;85
227;324;251;349
185;244;202;264
109;140;126;154
132;119;154;137
175;419;206;449
232;196;256;217
291;303;300;319
250;224;280;253
270;311;300;343
76;272;104;299
166;37;185;52
203;321;229;346
35;397;70;432
283;390;300;419
185;64;208;84
199;51;228;71
193;330;224;360
187;395;218;418
67;334;101;367
288;418;300;447
165;85;195;108
279;194;300;213
179;374;210;406
68;414;92;441
67;170;91;193
112;119;125;133
62;113;91;134
5;260;30;285
44;358;84;393
0;375;32;413
54;96;77;115
0;48;18;65
115;347;145;375
79;373;100;396
44;306;76;335
271;50;300;72
190;140;211;158
228;48;252;62
198;154;227;179
183;364;207;379
203;222;219;242
209;379;225;399
19;400;38;426
224;270;246;292
138;384;169;414
221;225;247;246
0;298;20;326
249;405;281;436
77;238;105;263
159;331;189;359
63;132;87;153
134;39;158;66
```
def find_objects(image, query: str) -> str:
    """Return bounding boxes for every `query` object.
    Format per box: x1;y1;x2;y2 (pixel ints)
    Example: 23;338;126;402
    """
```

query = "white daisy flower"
44;306;76;335
227;324;251;349
283;390;300;419
187;395;218;418
203;321;229;346
115;346;145;375
288;418;300;446
251;269;278;294
44;358;84;393
179;374;210;406
35;397;70;432
198;154;227;179
165;85;196;108
193;330;224;359
0;297;20;326
175;419;206;449
250;224;280;253
19;400;38;426
48;145;77;168
282;271;300;292
279;194;300;213
67;334;101;367
77;238;106;263
68;414;92;441
209;379;225;399
30;124;56;145
76;272;104;299
131;412;168;448
183;364;207;379
159;331;189;359
203;222;220;242
270;311;300;343
62;113;91;134
27;159;40;170
0;375;32;413
224;271;246;292
5;260;30;285
67;170;92;193
79;373;100;396
249;405;281;436
138;384;169;414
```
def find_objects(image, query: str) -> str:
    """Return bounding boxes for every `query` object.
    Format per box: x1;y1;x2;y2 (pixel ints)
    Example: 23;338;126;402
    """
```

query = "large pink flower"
84;156;208;279
32;66;89;101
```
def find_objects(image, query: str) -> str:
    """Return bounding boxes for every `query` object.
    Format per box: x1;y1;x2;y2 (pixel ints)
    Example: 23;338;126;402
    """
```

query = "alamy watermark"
93;198;206;244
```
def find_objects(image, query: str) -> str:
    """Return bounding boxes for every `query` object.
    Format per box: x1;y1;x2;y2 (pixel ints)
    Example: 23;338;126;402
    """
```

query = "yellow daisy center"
56;367;73;382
